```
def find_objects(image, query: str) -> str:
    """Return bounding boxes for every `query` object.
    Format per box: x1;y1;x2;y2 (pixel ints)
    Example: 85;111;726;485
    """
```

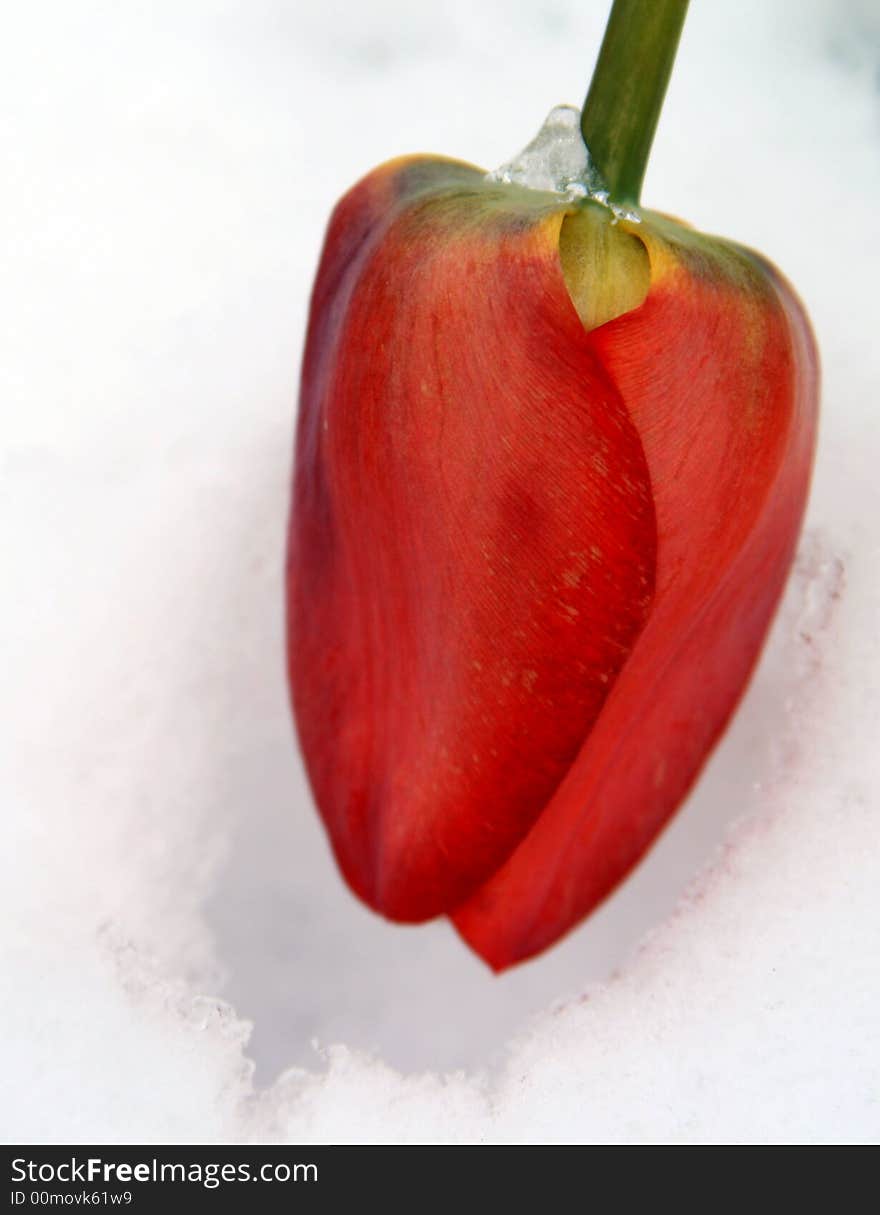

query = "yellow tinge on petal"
559;201;650;331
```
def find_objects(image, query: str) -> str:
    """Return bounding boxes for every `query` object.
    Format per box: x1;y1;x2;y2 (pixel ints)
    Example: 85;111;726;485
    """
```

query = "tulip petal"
452;216;819;969
288;160;658;920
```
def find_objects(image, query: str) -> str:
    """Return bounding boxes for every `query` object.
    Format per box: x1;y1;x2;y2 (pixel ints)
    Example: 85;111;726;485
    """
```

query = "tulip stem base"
581;0;689;207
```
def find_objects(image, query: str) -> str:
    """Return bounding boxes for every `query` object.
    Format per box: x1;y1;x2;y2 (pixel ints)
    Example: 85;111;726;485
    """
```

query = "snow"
2;0;878;1144
487;103;597;198
487;103;639;219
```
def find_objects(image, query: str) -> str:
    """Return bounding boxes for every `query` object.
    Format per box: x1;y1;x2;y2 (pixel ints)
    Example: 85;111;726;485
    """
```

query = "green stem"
581;0;689;206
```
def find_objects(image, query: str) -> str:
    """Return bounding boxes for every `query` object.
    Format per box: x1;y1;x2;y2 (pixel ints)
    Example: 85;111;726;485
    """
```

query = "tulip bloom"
286;2;818;970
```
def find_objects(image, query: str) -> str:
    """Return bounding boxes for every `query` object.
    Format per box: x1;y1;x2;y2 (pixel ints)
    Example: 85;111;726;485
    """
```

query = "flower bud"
287;153;818;969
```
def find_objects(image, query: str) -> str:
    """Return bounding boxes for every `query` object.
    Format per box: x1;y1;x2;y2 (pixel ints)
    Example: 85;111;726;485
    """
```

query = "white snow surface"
2;0;879;1144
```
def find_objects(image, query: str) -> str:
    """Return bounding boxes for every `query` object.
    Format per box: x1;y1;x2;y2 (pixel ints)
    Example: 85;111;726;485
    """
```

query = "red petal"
288;161;657;920
452;220;819;969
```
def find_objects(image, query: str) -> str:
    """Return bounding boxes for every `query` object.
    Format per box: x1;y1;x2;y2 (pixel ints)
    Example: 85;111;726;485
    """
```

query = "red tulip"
286;0;819;970
286;152;817;969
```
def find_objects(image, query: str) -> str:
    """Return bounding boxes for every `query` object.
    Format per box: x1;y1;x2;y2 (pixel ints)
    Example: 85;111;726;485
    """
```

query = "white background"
2;0;878;1143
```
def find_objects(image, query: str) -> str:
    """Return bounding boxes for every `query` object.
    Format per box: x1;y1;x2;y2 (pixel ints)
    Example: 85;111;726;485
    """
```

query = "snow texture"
2;0;879;1144
487;103;598;196
487;103;638;219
